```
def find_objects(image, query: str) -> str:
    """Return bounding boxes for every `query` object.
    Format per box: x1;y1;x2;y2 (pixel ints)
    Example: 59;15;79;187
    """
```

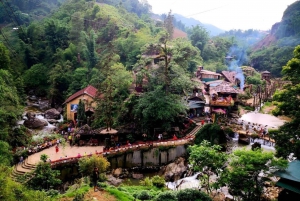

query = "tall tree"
78;154;110;177
220;149;287;201
0;141;13;166
133;86;186;133
188;140;227;194
77;99;86;126
272;45;300;158
81;29;98;79
0;69;23;141
163;10;174;40
27;160;61;190
44;19;69;53
188;25;209;56
0;42;10;70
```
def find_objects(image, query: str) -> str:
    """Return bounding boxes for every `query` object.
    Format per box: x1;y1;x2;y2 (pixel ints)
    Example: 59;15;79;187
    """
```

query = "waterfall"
232;132;239;141
57;114;64;123
166;173;201;190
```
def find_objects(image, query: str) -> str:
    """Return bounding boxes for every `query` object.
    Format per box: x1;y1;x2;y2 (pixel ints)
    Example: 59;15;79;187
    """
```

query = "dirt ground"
59;189;117;201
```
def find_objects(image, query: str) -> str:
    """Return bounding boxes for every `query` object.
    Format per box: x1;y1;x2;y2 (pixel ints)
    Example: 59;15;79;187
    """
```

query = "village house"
63;85;98;121
221;70;239;86
261;70;271;81
242;66;255;77
275;160;300;200
196;66;222;82
204;80;240;114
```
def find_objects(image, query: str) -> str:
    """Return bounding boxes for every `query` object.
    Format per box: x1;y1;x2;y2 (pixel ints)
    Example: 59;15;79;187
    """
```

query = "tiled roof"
200;70;222;76
222;71;236;83
64;85;98;104
210;81;241;94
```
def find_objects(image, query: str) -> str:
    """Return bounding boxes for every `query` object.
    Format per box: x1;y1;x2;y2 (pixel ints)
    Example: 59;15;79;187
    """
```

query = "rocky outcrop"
163;157;187;182
132;173;143;180
106;175;123;186
112;168;122;178
45;108;60;120
23;112;48;129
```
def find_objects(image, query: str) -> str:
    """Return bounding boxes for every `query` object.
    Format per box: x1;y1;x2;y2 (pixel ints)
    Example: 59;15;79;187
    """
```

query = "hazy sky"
146;0;298;31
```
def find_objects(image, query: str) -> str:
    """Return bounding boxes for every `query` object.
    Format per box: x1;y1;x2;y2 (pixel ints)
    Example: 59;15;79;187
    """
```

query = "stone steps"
184;124;202;139
11;158;36;182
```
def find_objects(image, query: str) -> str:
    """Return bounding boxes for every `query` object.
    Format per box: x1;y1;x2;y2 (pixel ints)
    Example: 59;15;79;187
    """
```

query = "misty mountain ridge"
173;13;224;36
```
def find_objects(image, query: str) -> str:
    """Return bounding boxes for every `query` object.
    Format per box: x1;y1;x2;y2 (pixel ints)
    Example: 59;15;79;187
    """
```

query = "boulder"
132;173;144;180
23;112;48;129
112;168;123;178
23;118;48;129
26;112;36;119
106;175;123;186
45;108;60;120
164;157;187;182
39;100;50;111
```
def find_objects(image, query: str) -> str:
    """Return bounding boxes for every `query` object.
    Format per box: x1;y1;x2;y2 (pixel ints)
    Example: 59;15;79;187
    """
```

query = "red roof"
64;85;98;104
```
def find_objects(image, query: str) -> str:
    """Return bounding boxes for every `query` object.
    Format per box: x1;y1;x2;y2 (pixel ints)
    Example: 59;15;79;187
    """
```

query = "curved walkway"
12;124;202;178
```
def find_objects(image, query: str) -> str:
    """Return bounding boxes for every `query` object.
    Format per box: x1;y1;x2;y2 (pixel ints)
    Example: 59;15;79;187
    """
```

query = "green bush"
106;186;135;201
244;105;255;111
98;182;108;188
151;175;166;188
194;124;227;145
46;189;60;197
154;191;177;201
140;177;153;187
176;189;212;201
137;190;152;200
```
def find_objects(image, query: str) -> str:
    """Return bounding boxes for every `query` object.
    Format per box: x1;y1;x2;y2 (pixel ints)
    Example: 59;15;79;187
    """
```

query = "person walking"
55;145;59;153
19;156;24;164
92;167;99;192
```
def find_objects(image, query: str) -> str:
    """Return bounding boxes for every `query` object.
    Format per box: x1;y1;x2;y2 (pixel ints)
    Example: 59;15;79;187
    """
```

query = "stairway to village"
183;123;202;140
11;158;37;181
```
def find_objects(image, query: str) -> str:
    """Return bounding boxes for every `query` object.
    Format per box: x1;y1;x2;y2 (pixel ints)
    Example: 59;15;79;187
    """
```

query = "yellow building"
64;85;98;121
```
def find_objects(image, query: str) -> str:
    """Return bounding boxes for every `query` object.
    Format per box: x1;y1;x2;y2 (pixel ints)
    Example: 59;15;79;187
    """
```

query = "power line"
1;0;26;35
185;4;231;18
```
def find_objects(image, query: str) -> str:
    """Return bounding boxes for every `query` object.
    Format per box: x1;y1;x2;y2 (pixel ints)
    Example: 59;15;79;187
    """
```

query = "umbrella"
100;128;118;135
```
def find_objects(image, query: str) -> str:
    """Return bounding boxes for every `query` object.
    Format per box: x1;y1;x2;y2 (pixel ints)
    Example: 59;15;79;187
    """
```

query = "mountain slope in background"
249;1;300;77
253;1;300;50
173;13;224;36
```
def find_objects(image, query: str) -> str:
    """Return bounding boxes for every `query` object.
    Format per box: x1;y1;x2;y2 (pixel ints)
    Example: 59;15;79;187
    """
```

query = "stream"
166;112;287;193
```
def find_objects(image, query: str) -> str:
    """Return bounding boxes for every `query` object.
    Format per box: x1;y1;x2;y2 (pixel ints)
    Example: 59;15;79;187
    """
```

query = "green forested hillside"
0;0;298;199
249;0;300;77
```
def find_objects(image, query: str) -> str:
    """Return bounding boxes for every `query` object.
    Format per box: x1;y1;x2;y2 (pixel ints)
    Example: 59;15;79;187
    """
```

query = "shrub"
140;177;153;187
151;175;165;188
176;189;212;201
137;190;152;200
46;189;60;197
154;191;177;201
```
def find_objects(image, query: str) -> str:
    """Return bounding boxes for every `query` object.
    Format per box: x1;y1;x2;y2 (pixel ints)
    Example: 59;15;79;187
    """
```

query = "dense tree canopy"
188;141;227;193
133;86;187;133
220;149;287;201
272;45;300;158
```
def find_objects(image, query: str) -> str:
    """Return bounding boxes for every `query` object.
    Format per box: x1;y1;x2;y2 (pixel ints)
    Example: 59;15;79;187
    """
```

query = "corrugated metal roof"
275;160;300;182
276;178;300;194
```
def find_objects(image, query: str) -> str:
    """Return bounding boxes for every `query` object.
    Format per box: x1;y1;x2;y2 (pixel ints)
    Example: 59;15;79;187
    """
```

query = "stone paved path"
27;144;104;164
